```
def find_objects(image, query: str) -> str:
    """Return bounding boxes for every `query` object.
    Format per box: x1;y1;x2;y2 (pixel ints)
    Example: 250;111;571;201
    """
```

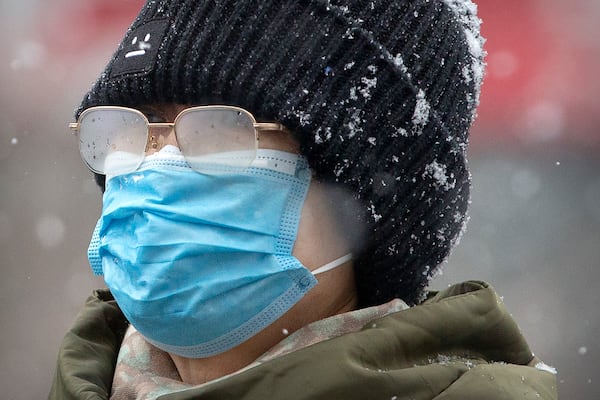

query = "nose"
145;124;179;155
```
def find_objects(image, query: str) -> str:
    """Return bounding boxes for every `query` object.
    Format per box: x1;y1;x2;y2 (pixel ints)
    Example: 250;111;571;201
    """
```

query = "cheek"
292;181;350;271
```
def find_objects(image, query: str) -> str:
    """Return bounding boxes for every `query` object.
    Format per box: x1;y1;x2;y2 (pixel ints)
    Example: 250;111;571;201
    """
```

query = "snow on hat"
78;0;485;306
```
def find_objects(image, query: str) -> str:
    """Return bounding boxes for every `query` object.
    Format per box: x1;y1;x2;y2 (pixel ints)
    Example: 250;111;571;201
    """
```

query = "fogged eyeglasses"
69;105;287;175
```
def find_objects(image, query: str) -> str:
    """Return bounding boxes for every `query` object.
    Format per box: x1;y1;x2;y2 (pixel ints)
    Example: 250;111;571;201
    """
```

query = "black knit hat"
78;0;485;306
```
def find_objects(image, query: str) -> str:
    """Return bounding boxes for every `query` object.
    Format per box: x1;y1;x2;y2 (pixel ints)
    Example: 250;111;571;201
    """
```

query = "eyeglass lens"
78;108;147;175
176;107;257;173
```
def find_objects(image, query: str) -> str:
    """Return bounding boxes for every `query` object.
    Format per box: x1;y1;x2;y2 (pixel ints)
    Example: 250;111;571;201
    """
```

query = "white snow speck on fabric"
535;362;558;375
368;203;382;222
395;127;409;137
314;127;333;144
424;161;456;191
392;53;410;76
359;76;378;99
296;110;312;126
346;108;364;137
441;0;487;109
412;89;431;134
333;158;351;177
462;65;472;84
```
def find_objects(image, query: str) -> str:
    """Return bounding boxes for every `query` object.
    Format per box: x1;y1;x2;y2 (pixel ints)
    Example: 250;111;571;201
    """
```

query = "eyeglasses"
69;105;286;175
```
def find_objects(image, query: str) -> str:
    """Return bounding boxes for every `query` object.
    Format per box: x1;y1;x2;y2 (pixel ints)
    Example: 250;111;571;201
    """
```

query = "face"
138;103;358;361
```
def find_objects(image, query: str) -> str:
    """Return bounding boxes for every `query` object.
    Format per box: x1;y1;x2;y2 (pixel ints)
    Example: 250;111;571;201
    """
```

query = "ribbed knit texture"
78;0;485;306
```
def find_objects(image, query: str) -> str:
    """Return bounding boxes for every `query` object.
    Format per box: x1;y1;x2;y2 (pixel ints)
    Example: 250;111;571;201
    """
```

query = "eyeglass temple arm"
254;122;287;132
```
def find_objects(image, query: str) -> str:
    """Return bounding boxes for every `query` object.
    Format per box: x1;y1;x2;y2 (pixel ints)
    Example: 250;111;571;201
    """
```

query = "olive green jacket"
49;281;558;399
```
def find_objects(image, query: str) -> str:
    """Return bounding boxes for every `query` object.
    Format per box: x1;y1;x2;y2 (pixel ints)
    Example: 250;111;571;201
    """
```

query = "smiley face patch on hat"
110;19;170;78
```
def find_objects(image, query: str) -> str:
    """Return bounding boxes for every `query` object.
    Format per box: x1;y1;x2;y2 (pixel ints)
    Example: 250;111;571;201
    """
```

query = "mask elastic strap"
311;253;353;276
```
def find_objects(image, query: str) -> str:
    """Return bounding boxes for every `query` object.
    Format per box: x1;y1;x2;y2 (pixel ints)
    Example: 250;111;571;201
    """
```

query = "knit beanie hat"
78;0;485;306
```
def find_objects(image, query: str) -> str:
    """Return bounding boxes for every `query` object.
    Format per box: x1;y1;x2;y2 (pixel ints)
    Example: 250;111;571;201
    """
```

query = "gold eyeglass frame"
69;105;288;152
69;105;289;174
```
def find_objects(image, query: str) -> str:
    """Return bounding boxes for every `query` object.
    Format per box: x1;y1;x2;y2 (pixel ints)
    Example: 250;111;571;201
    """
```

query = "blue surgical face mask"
88;146;351;358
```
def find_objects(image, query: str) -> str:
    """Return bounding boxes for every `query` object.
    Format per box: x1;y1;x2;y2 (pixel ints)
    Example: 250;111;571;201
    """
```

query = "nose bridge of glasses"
146;122;178;153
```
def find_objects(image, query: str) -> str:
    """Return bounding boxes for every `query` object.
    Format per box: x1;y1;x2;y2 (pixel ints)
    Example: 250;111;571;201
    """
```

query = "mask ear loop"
311;253;353;276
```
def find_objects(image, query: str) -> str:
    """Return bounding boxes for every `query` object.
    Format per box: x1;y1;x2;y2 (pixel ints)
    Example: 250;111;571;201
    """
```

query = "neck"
169;290;357;385
169;343;264;385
